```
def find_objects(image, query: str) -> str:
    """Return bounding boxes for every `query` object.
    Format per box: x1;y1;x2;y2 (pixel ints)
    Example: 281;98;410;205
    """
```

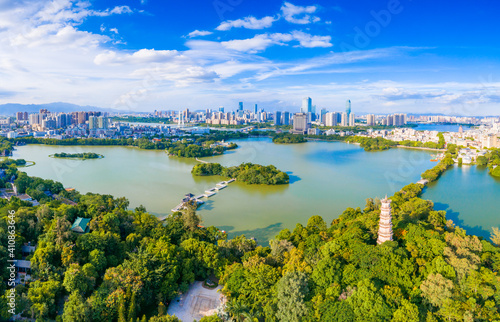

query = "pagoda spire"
377;196;393;245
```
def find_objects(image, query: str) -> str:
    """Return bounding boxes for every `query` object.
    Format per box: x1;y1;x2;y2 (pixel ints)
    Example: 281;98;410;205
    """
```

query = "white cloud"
216;16;277;31
187;30;213;38
281;2;320;24
221;34;286;53
109;28;118;34
290;31;332;48
131;63;219;87
220;31;331;53
94;49;179;65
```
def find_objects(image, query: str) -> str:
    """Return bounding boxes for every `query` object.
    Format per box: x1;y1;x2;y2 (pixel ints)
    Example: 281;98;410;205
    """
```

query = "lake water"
421;165;500;238
13;138;498;242
413;124;472;132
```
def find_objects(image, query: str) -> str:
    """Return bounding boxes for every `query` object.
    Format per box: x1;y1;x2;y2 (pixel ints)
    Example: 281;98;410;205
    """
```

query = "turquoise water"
13;138;435;241
14;138;500;241
413;124;472;132
421;165;500;238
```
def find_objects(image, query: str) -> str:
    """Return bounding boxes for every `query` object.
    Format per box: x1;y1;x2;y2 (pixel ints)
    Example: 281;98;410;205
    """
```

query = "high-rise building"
274;111;282;126
238;102;243;112
219;106;224;113
283;111;290;125
377;196;393;245
291;113;310;134
88;116;98;130
183;108;190;120
366;114;376;126
320;108;327;123
325;112;338;127
349;113;355;127
77;112;88;124
254;104;258;114
42;118;56;130
29;114;40;125
341;112;348;126
98;116;108;129
346;100;351;117
301;97;312;113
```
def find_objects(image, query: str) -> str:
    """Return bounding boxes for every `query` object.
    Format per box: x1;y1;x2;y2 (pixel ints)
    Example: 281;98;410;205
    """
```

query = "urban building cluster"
1;98;499;145
365;122;500;150
1;109;208;140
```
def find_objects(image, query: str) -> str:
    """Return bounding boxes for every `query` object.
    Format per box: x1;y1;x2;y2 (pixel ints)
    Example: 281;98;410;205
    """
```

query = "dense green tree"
276;271;310;321
62;292;92;322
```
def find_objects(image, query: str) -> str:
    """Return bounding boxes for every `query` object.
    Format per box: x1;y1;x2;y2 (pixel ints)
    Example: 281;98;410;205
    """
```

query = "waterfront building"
377;196;393;245
291;113;310;134
308;128;320;135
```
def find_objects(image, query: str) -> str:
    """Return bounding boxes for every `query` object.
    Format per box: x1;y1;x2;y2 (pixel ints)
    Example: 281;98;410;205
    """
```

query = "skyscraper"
238;102;243;112
301;97;312;114
219;106;224;113
283;111;290;125
254;104;258;114
346;100;351;117
274;111;282;126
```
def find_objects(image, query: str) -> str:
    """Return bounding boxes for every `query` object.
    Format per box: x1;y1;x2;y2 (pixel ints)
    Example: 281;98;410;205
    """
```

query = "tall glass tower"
346;100;351;117
301;97;312;113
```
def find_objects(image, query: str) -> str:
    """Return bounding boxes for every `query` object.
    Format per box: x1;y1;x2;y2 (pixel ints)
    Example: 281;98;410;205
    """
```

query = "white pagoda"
377;196;393;245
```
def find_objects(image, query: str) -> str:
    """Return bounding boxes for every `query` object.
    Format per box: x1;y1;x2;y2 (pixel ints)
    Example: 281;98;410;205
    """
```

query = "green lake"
13;138;499;242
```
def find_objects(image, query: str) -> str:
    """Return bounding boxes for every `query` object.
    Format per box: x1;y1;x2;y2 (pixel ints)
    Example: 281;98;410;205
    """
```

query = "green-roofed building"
71;217;91;233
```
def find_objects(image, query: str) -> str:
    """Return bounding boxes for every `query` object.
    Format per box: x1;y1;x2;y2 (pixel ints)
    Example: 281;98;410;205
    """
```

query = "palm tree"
226;300;249;322
242;310;260;322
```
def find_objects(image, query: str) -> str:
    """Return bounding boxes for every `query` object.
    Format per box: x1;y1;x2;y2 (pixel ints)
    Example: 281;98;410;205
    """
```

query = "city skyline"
0;1;500;115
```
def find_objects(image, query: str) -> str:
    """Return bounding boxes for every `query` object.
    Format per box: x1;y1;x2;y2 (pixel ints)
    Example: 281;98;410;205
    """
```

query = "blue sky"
0;0;499;115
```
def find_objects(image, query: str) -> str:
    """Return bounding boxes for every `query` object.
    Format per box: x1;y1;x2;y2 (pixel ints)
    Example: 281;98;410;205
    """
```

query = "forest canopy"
191;162;290;185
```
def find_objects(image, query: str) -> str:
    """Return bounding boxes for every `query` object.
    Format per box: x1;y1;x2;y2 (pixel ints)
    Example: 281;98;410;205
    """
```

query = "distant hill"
0;102;127;115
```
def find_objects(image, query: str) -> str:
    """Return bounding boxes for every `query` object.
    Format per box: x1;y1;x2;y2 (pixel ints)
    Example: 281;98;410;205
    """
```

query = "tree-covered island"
272;133;307;144
51;152;103;160
191;162;289;185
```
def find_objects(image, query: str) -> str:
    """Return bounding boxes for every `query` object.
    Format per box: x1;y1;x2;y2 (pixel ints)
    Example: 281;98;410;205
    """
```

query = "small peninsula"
192;162;289;185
